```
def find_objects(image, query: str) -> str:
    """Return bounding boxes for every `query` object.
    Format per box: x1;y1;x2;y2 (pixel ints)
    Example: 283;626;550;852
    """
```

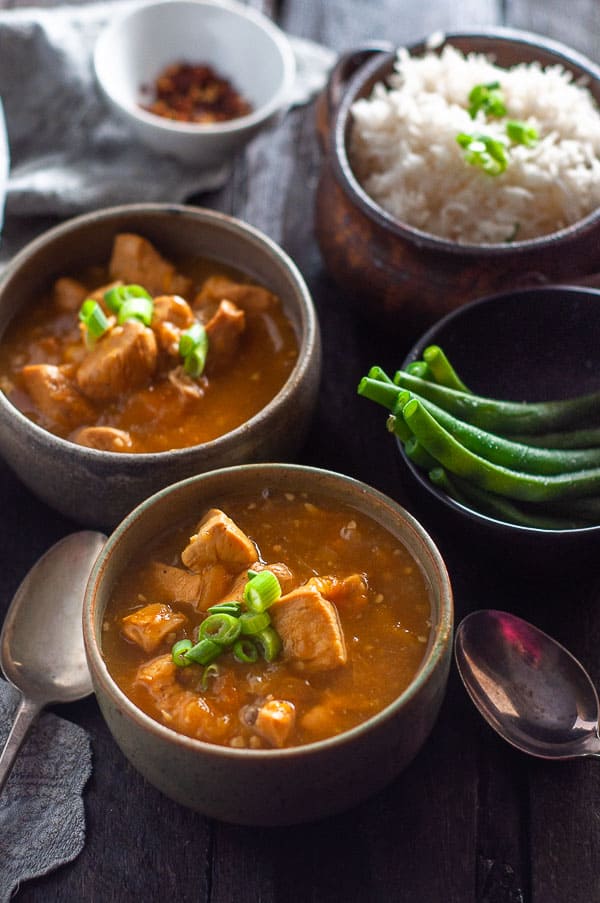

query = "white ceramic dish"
93;0;296;165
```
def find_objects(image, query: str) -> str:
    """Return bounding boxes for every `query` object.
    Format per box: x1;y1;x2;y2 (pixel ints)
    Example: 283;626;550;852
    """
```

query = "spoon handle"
0;694;42;794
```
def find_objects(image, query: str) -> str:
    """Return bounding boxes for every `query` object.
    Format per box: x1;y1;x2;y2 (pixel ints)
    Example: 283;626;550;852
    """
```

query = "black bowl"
396;285;600;569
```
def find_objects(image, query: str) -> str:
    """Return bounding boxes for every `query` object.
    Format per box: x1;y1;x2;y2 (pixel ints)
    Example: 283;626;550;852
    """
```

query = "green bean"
358;376;400;411
400;397;600;502
508;426;600;449
538;495;600;521
386;411;412;443
404;435;439;470
406;360;432;380
428;467;589;530
367;365;394;384
394;371;600;435
399;391;600;475
422;345;470;392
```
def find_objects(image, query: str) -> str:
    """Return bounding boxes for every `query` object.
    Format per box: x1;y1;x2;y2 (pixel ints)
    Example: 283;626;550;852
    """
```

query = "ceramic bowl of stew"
83;462;453;825
0;203;320;529
93;0;296;166
314;29;600;335
389;285;600;570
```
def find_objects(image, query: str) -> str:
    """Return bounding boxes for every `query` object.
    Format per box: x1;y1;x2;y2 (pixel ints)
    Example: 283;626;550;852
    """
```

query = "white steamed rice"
349;44;600;244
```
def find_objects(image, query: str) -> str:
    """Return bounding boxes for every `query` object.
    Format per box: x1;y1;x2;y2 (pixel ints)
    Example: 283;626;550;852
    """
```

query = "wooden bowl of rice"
315;29;600;333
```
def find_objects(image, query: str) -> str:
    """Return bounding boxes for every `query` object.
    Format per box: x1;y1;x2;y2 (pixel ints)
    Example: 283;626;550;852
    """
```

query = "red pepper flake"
141;62;253;124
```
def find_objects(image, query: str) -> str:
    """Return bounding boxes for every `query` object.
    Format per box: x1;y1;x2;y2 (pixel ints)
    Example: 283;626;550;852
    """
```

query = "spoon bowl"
0;531;106;791
455;609;600;759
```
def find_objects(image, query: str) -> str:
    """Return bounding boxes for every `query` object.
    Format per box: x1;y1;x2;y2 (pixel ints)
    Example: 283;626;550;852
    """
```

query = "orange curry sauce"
102;490;432;749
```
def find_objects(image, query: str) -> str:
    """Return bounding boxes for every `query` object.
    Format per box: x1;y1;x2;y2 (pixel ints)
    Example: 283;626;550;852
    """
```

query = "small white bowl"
93;0;296;166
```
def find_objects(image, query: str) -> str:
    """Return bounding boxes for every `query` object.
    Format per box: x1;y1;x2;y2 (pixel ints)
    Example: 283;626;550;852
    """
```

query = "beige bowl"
83;463;454;825
0;204;320;529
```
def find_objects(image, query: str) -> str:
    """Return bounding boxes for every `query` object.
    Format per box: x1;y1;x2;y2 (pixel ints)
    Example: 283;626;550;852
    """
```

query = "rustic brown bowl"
0;204;321;529
83;463;454;825
315;29;600;334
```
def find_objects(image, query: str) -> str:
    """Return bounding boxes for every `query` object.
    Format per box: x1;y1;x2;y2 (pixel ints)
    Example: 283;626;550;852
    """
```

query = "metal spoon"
0;531;106;792
454;609;600;759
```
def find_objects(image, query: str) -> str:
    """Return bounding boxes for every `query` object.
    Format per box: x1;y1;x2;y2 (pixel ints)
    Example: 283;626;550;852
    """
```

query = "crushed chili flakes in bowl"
141;61;253;124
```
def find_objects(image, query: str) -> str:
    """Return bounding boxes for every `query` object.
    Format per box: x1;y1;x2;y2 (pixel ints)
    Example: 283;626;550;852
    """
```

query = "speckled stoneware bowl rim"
398;283;600;537
333;26;600;255
0;203;318;468
83;463;454;760
93;0;296;136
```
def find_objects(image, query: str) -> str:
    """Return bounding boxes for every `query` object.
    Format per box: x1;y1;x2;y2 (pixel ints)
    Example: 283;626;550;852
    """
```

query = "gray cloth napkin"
0;0;335;224
0;678;92;902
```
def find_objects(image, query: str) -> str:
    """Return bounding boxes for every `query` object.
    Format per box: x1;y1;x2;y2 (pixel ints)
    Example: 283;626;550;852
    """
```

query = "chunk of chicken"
71;425;133;452
305;574;368;614
52;277;88;313
144;561;234;611
152;294;196;356
122;603;187;653
181;509;256;573
143;562;203;605
254;699;296;748
135;654;231;742
270;585;347;673
194;275;277;313
167;365;205;399
204;299;245;375
21;364;95;431
76;320;157;401
109;233;192;298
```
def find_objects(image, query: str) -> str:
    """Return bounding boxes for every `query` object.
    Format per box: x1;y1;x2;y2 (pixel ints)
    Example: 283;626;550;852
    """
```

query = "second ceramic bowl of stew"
0;203;321;528
83;463;453;825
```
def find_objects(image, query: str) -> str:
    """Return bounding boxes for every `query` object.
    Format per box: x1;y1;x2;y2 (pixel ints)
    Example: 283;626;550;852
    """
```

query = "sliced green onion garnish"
78;299;109;341
104;284;152;313
239;610;271;636
171;638;193;667
243;569;282;613
117;296;154;326
185;636;221;665
180;323;209;378
104;286;124;313
178;322;206;358
254;626;282;662
468;81;506;119
200;663;220;691
199;613;242;646
456;132;508;176
506;119;539;147
233;639;259;663
207;601;243;617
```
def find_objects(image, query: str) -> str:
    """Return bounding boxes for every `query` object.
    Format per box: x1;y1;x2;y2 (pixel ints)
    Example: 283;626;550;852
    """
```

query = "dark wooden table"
1;1;600;900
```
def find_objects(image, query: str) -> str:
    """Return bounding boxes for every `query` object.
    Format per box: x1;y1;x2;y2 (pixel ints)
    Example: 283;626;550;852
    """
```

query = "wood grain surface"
1;1;599;901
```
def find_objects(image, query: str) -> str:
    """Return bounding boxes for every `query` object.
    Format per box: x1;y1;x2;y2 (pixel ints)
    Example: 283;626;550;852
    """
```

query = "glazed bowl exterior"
315;29;600;334
0;204;321;529
93;0;296;165
83;463;453;825
397;285;600;570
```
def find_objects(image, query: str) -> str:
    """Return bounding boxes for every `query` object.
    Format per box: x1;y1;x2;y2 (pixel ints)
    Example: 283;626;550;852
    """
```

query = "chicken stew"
0;233;298;453
102;489;432;749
